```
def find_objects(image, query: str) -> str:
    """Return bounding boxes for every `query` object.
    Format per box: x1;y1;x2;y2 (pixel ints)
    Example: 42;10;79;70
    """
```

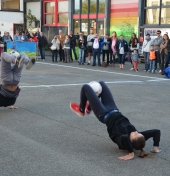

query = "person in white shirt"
141;33;152;71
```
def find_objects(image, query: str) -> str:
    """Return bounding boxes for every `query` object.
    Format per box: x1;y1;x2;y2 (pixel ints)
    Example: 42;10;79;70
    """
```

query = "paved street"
0;58;170;176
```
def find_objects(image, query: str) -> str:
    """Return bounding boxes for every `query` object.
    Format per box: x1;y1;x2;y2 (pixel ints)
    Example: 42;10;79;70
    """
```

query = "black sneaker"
87;63;90;65
26;58;36;69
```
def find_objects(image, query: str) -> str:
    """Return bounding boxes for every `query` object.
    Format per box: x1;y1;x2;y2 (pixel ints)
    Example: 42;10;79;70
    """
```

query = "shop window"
90;19;96;33
45;14;55;24
45;2;55;13
98;0;105;13
81;19;88;35
145;8;160;24
161;8;170;24
90;0;97;14
74;0;80;14
162;0;170;5
58;14;68;24
98;19;104;36
58;1;68;12
1;0;20;11
146;0;160;7
74;20;80;34
82;0;88;14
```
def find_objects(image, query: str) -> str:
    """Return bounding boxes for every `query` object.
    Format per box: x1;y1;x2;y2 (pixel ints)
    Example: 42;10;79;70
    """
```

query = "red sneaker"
85;102;91;115
70;102;85;117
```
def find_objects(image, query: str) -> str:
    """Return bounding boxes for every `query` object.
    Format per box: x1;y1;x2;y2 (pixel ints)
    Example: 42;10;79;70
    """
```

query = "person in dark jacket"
38;32;48;61
116;35;128;69
69;30;78;61
70;81;161;161
0;52;35;109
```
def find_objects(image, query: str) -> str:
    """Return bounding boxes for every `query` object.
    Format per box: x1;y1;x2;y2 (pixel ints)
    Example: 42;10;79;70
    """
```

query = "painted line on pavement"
36;62;165;80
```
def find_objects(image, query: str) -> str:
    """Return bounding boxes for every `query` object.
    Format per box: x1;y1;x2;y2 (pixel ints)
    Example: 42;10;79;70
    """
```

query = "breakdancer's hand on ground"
118;152;134;161
9;105;18;110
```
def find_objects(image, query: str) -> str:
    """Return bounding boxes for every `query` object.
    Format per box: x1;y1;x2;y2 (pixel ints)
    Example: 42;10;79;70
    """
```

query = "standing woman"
78;33;87;65
51;35;59;62
28;32;38;42
0;31;3;59
20;32;28;42
110;31;117;65
160;34;169;75
116;35;128;69
14;30;21;42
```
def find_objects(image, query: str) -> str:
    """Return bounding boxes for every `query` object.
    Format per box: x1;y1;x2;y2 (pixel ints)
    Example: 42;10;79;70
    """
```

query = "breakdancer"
0;51;35;109
70;81;161;160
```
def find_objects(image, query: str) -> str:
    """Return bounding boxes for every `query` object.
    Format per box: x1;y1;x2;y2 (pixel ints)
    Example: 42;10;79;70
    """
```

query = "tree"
25;9;37;29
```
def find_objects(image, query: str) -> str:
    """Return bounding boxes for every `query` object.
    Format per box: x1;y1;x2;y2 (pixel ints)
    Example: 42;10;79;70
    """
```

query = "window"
1;0;20;11
81;19;88;35
90;19;96;33
74;20;80;34
43;0;68;26
98;0;105;13
161;8;170;24
82;0;88;14
98;19;104;36
162;0;170;5
145;8;160;24
146;0;160;7
74;0;80;14
90;0;97;14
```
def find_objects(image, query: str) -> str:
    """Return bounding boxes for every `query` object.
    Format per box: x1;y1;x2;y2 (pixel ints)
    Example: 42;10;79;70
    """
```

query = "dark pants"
39;47;45;60
102;50;110;64
59;45;65;62
84;49;87;63
160;51;167;73
70;46;78;60
143;52;150;71
155;51;161;70
93;49;101;66
110;51;116;64
118;54;125;64
80;81;119;123
52;49;58;62
165;52;170;69
64;48;70;62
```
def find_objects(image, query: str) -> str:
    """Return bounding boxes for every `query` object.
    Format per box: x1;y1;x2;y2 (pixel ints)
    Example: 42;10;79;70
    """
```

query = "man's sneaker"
87;63;90;65
130;68;134;71
85;102;91;114
159;70;162;73
70;102;85;117
17;56;24;68
26;58;36;70
144;69;146;72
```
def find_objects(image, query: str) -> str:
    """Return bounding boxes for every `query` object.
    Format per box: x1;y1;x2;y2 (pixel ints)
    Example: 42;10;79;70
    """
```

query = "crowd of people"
0;29;170;76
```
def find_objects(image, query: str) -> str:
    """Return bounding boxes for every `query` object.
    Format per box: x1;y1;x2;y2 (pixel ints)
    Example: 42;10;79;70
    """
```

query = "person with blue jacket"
116;35;128;69
101;34;111;66
14;30;21;42
91;34;103;66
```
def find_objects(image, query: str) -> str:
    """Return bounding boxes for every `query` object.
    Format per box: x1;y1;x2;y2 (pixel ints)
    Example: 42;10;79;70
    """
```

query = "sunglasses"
157;33;161;34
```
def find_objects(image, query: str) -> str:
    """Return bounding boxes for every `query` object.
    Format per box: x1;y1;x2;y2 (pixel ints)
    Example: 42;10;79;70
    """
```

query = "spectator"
14;30;21;42
91;34;102;66
165;39;170;69
35;28;40;39
0;31;3;59
160;34;169;75
51;35;60;62
81;31;87;63
20;32;28;42
7;32;13;41
57;30;65;62
101;34;111;66
28;32;38;42
2;31;11;52
87;29;95;65
141;33;152;72
38;32;48;61
129;33;138;48
116;35;128;69
78;32;87;65
69;30;78;61
110;31;118;65
148;45;156;73
151;30;162;72
25;29;30;39
131;49;139;72
63;34;71;63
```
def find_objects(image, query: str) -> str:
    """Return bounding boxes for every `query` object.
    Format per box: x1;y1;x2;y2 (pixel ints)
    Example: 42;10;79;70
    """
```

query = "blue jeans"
149;60;156;72
118;54;125;64
165;52;170;69
143;52;150;71
79;49;84;63
39;47;45;60
52;49;58;62
93;49;101;66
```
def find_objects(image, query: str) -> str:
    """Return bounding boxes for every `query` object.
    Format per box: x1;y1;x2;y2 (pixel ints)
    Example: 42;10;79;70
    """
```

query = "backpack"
164;66;170;78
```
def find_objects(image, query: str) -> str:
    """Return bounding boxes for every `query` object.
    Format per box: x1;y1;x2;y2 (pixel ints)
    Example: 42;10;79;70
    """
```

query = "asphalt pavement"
0;57;170;176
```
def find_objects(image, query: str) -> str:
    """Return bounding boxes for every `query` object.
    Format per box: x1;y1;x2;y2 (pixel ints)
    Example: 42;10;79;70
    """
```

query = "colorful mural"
110;0;138;40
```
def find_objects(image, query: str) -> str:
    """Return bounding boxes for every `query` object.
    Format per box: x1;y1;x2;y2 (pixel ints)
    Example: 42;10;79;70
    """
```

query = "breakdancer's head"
130;131;145;150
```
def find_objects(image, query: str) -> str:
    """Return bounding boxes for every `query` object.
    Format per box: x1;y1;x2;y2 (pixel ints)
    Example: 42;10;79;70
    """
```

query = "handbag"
50;45;57;50
102;61;107;67
0;43;4;47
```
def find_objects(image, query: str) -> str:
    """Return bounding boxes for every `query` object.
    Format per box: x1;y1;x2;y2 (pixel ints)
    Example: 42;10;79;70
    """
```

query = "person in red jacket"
70;81;161;161
28;32;38;42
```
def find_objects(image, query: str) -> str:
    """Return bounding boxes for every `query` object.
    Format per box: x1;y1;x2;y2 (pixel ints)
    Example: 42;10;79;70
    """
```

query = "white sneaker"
159;70;162;73
130;68;134;71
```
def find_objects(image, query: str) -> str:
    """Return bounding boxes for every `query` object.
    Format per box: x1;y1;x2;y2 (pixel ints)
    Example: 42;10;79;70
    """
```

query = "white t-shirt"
93;39;99;49
119;43;124;54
